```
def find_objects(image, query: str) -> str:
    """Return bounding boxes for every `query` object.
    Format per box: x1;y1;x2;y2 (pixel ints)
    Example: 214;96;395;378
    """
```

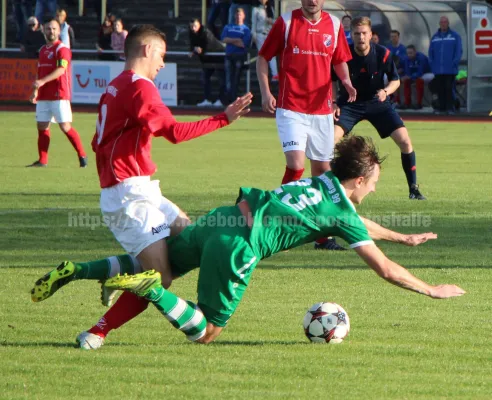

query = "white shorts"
275;108;335;162
100;177;180;257
35;100;72;123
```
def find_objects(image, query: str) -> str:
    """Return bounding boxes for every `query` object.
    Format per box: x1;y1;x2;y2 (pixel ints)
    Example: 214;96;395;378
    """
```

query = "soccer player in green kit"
32;136;465;348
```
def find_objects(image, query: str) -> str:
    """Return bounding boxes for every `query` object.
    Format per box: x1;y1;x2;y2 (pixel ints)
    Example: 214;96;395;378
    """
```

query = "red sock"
415;78;424;106
281;166;304;184
38;129;50;164
315;237;329;245
403;79;412;106
64;127;86;157
88;292;149;338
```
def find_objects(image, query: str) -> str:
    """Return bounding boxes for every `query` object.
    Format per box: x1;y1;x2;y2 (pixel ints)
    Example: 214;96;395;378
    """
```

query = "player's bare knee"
59;123;72;134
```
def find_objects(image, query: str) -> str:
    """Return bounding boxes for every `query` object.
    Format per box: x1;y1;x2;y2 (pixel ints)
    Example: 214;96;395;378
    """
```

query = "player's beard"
356;42;369;53
46;33;57;43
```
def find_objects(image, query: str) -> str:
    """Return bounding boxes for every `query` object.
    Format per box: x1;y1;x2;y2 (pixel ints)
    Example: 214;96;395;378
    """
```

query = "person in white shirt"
252;0;277;81
56;8;75;49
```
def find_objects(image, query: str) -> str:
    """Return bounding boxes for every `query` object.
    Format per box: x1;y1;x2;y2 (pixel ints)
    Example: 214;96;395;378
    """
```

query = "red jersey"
37;40;72;101
259;9;351;115
92;70;230;188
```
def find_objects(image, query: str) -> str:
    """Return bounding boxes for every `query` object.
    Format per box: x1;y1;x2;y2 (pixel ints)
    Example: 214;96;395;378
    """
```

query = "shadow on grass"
213;340;308;346
0;341;77;348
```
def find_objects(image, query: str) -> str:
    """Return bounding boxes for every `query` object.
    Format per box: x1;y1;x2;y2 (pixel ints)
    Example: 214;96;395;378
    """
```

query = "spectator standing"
401;45;434;109
207;0;231;39
14;0;33;43
428;16;462;114
21;16;46;58
188;18;226;107
111;19;128;61
371;31;379;44
342;15;352;45
221;8;251;104
252;0;277;81
35;0;57;23
97;16;113;61
228;0;252;27
388;30;406;73
56;8;75;48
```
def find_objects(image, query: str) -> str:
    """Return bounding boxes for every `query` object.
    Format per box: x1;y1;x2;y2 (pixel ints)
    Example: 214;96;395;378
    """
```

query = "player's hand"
402;232;437;247
29;90;38;104
333;103;340;121
261;92;276;114
429;284;466;299
224;92;253;122
33;80;45;90
195;47;202;54
376;89;387;102
342;81;357;102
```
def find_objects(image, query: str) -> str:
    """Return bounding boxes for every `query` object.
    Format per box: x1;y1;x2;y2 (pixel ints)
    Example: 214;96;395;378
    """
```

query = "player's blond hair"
351;16;372;30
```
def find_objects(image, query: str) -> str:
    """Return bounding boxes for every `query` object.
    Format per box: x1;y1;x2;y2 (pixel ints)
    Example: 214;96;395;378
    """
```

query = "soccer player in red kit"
28;19;87;168
58;25;252;347
256;0;356;250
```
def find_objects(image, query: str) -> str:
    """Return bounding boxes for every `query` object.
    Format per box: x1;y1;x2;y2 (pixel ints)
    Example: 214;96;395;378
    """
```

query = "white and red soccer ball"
303;302;350;343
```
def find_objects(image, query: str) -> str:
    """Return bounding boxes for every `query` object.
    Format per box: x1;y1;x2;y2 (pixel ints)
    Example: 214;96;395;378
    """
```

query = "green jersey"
238;171;373;258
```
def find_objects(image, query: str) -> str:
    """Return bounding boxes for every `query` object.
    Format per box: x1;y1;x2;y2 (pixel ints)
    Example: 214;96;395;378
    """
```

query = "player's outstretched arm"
354;243;466;299
359;216;437;246
224;92;253;122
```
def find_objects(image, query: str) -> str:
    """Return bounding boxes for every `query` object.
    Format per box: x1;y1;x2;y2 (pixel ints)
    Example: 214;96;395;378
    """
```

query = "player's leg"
307;113;346;251
77;221;201;348
31;254;142;302
28;101;52;167
55;100;87;167
333;103;362;144
275;109;308;183
368;107;426;200
402;76;412;108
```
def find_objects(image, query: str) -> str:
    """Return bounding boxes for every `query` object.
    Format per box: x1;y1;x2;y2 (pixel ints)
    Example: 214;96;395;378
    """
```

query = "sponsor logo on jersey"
323;34;332;47
283;140;299;148
152;223;170;235
293;46;299;54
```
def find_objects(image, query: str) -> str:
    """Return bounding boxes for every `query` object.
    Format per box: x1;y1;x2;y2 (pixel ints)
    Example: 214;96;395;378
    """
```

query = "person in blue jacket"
221;7;252;104
342;15;353;45
401;45;434;109
428;16;462;114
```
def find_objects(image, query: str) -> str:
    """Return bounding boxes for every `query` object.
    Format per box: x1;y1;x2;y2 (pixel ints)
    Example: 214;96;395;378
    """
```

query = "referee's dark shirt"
338;43;399;104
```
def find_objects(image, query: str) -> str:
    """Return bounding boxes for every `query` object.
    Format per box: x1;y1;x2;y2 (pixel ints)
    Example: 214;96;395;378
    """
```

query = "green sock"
146;286;207;341
73;255;141;280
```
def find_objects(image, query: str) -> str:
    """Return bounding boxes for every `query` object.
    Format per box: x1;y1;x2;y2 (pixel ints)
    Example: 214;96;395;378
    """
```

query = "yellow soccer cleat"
104;270;162;297
31;261;76;302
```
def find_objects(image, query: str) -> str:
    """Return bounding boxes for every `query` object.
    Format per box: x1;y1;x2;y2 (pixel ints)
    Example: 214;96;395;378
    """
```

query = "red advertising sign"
0;59;38;101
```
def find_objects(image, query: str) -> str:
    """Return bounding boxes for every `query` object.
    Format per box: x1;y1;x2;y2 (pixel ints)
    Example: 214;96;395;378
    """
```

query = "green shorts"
167;205;260;327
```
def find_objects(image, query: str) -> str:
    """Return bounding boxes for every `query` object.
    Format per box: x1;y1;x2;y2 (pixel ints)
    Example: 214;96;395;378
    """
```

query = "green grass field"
1;111;491;399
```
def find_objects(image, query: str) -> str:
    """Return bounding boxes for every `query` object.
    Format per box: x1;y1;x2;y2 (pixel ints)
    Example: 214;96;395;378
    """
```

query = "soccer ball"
303;302;350;343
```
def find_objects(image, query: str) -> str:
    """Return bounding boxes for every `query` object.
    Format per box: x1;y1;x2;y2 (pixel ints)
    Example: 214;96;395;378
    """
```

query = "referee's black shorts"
335;100;405;139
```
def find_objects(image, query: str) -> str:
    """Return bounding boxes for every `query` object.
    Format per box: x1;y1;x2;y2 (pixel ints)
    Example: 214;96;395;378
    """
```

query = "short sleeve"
384;51;399;81
57;46;71;67
332;22;352;65
335;212;373;248
258;18;285;61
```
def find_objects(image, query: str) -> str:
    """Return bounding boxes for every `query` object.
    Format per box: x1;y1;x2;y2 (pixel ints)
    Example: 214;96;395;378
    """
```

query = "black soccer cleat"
79;156;88;168
409;184;427;200
314;238;347;251
26;160;47;168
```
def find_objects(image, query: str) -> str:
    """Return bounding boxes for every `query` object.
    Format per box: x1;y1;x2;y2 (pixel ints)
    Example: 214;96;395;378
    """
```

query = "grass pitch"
0;111;491;399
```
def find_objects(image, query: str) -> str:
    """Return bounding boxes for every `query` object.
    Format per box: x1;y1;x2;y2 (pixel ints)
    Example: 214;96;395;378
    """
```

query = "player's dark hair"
44;18;61;28
190;18;200;25
390;29;400;36
372;31;379;37
406;44;416;51
124;24;167;58
342;15;352;22
331;136;386;181
351;16;371;30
